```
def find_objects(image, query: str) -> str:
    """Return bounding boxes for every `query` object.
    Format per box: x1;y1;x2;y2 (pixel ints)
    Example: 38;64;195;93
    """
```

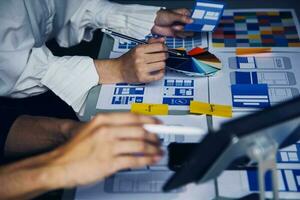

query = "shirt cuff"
91;2;160;39
41;56;99;112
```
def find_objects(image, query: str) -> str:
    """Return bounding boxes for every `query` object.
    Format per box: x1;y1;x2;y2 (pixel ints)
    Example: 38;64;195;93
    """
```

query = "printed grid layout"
229;56;299;109
117;34;204;51
111;79;195;107
212;11;300;48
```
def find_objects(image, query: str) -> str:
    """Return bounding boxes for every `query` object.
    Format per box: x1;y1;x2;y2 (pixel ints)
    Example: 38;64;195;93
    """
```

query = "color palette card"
210;9;300;52
185;0;225;32
166;48;222;77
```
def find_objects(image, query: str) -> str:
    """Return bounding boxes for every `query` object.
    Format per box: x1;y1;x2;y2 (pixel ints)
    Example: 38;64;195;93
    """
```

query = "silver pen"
143;124;206;136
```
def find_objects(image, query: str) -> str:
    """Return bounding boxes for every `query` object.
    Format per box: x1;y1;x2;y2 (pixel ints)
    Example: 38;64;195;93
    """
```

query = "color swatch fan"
166;48;222;76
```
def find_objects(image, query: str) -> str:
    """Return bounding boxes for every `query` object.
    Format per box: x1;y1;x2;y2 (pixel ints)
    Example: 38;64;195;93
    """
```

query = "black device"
163;96;300;192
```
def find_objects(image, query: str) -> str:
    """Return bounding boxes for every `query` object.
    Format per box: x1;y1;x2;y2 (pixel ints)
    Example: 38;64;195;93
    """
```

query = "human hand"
152;8;195;38
95;38;168;84
48;113;163;188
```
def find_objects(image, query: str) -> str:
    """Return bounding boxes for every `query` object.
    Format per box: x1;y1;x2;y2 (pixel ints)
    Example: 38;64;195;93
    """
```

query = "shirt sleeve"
11;46;99;112
56;0;160;48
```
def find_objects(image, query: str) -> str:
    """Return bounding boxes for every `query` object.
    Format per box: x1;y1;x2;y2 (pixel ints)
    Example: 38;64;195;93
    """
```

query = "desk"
63;1;300;199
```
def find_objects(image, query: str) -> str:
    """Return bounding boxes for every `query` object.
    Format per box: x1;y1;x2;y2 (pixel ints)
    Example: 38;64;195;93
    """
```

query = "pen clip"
101;28;113;35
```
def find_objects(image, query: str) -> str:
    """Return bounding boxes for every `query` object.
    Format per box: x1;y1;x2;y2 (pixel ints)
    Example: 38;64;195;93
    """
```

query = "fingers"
111;126;160;144
114;155;161;171
92;113;160;126
113;140;162;156
147;61;165;73
173;8;192;16
152;26;176;37
140;43;168;54
172;24;185;31
145;52;168;64
147;37;165;44
168;11;193;25
147;69;165;82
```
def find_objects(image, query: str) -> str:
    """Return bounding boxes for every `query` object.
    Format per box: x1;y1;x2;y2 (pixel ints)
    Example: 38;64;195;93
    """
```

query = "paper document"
75;115;216;200
96;52;208;111
208;52;300;112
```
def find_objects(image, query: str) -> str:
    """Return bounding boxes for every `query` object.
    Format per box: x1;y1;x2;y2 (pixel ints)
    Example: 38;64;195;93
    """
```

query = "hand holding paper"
152;8;195;38
185;0;225;32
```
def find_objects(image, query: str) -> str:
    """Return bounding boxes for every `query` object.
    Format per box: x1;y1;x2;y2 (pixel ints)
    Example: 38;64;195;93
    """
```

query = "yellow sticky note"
190;101;232;118
131;103;168;115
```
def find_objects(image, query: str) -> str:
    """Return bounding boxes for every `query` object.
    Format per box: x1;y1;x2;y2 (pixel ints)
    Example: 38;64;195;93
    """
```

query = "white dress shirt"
0;0;159;112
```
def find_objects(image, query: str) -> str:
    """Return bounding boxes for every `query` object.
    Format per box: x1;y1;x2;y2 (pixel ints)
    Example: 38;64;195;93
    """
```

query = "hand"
152;8;194;38
48;113;163;188
95;38;168;84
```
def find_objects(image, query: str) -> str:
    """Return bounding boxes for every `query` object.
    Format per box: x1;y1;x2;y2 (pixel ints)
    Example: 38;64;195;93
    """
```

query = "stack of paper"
167;47;222;77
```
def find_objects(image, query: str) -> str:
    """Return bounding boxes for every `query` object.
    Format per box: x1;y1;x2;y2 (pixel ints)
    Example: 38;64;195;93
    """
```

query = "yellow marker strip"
131;103;168;115
236;47;272;55
190;101;232;118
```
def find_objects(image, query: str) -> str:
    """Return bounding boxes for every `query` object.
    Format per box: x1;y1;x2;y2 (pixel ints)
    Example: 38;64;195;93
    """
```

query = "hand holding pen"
94;31;169;84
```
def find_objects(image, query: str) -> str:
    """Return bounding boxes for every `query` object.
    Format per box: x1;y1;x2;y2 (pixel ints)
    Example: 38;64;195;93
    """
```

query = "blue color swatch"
231;84;270;108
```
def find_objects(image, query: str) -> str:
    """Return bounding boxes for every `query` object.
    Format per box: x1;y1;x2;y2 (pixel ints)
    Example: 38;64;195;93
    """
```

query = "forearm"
4;115;82;158
94;58;124;84
0;150;65;200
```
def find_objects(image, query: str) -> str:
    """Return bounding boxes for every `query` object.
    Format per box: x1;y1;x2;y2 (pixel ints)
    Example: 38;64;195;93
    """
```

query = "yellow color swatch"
248;35;261;40
213;43;225;48
236;47;272;55
131;103;168;115
289;43;300;47
190;101;232;118
267;12;280;16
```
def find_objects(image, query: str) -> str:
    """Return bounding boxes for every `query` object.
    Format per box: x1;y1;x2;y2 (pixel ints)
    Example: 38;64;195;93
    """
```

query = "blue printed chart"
112;33;208;52
96;71;208;111
209;53;300;112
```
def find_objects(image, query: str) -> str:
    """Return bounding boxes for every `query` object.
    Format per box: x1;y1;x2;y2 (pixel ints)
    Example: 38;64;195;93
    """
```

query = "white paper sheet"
96;52;209;111
74;115;216;200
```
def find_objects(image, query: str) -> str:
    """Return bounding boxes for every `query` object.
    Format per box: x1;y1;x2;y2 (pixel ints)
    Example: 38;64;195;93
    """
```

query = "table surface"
62;1;300;199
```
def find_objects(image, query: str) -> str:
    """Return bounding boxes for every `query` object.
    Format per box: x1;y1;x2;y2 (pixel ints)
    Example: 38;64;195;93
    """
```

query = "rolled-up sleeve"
56;0;160;48
12;46;99;112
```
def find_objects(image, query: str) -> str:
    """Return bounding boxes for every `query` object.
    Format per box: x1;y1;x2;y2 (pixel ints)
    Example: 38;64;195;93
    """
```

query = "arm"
0;113;162;200
57;0;194;48
4;115;83;158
